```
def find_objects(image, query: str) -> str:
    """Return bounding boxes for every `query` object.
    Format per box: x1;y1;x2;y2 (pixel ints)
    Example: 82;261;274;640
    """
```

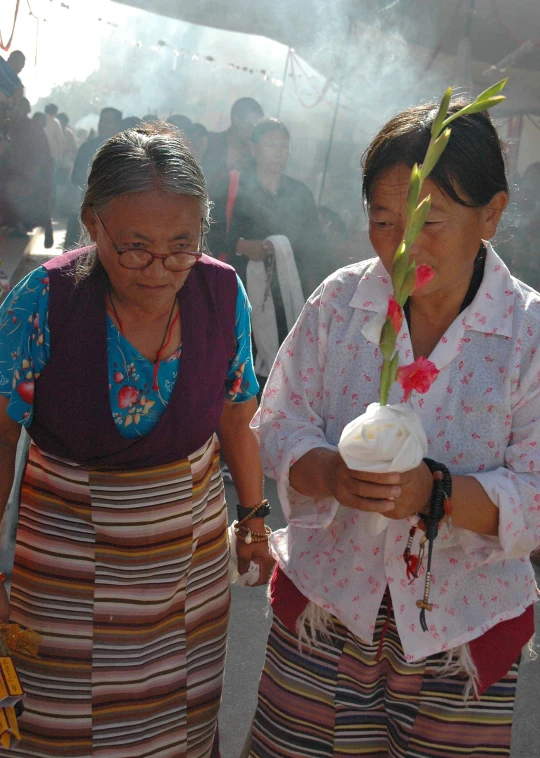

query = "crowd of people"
0;45;540;758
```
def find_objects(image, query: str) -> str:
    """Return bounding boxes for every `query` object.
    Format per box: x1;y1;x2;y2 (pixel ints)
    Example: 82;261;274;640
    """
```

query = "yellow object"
0;706;21;748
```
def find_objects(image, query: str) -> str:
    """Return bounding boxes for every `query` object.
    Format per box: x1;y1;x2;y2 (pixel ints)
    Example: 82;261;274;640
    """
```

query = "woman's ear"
482;191;508;240
82;208;98;243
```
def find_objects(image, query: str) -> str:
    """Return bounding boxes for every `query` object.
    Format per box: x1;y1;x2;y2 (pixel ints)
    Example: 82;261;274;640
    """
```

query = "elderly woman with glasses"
0;124;272;758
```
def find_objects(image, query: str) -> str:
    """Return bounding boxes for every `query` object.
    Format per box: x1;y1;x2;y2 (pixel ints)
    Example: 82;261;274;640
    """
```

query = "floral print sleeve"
0;266;50;425
226;276;259;402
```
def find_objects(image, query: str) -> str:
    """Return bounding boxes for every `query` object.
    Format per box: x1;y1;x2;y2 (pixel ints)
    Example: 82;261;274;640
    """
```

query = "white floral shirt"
251;244;540;662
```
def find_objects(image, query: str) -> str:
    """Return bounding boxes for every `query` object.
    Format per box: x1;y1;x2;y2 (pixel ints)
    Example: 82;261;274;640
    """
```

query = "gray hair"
75;122;211;280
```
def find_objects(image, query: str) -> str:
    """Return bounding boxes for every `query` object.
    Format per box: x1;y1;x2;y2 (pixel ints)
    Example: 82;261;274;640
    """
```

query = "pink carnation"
397;356;439;401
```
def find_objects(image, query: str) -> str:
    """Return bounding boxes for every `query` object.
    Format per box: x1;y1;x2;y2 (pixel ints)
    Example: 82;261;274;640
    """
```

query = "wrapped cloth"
338;402;428;535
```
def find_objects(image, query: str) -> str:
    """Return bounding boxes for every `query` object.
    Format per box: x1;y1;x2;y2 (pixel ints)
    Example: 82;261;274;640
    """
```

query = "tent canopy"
112;0;540;76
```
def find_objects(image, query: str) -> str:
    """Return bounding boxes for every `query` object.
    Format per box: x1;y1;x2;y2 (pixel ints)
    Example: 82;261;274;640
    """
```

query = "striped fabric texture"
249;592;518;758
8;436;230;758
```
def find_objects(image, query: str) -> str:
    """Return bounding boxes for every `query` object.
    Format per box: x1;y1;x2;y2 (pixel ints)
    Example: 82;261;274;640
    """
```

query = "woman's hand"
318;451;432;519
236;239;274;261
236;534;275;587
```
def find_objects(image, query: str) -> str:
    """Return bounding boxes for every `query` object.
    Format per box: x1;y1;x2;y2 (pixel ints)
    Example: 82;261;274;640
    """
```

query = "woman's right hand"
322;451;401;513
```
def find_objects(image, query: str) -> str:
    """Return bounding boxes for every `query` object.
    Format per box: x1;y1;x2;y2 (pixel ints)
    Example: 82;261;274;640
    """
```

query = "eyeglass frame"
93;210;204;271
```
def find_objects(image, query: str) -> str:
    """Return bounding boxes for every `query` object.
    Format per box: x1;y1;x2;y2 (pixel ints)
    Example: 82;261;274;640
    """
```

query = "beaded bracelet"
234;523;272;545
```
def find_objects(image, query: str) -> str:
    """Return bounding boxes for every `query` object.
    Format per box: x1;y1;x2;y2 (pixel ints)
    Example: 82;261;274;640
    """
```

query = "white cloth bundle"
338;402;428;535
247;234;305;377
228;523;260;586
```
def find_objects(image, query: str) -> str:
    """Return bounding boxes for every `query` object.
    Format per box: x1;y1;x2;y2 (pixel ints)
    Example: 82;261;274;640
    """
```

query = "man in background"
203;97;263;196
43;103;64;168
65;107;123;248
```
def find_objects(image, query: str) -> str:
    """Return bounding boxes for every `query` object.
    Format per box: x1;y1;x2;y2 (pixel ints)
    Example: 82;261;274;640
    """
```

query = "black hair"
168;114;192;132
362;98;508;208
231;97;263;121
100;107;123;124
250;117;290;145
45;103;59;116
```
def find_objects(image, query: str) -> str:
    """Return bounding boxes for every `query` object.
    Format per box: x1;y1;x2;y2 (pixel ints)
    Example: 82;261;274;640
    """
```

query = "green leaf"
476;78;508;102
406;164;422;221
380;320;397;361
431;86;453;138
404;196;431;248
443;96;506;127
420;129;451;180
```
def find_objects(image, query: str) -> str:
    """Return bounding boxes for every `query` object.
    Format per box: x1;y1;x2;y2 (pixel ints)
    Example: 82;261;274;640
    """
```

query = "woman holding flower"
246;100;540;757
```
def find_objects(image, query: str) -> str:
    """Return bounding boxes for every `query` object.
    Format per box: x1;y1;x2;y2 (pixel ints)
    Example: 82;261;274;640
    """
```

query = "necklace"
106;284;179;391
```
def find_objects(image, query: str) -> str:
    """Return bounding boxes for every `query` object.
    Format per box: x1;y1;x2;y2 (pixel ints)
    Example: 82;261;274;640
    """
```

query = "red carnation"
413;264;435;292
386;295;403;334
396;356;439;401
117;385;139;409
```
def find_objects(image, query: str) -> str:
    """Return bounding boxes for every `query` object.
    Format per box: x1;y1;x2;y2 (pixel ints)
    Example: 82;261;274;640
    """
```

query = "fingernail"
382;502;395;512
391;487;402;497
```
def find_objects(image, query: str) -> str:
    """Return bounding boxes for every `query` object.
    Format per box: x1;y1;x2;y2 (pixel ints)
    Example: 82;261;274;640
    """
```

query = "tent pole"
276;47;291;119
317;18;353;207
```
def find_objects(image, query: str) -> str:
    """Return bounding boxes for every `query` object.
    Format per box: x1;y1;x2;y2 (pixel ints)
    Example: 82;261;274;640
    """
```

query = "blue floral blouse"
0;266;259;439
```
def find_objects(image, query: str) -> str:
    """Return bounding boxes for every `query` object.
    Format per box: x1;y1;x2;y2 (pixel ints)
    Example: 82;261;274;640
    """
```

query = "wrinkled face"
368;164;507;299
251;129;290;175
84;190;203;309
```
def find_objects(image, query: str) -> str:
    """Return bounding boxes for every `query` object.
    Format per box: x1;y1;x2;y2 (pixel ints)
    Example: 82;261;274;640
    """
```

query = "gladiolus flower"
413;264;435;292
396;356;440;401
386;295;403;334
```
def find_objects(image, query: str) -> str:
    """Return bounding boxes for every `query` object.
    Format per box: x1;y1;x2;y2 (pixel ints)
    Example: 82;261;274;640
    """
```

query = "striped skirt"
8;436;230;758
249;592;519;757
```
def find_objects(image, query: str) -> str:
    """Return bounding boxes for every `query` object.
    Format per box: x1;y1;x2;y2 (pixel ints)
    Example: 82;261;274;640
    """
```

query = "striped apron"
8;435;229;758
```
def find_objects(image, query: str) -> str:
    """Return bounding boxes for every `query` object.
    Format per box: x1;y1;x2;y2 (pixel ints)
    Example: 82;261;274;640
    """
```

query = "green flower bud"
421;129;451;180
398;263;417;305
431;86;453;138
404;196;431;248
380;319;397;361
391;241;408;294
406;164;422;221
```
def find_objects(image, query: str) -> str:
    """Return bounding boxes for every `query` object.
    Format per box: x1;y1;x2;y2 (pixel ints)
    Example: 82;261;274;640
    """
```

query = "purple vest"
28;249;238;470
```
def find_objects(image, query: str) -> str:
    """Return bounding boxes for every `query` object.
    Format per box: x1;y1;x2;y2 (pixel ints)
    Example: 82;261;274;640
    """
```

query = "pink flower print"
290;392;302;406
114;371;124;383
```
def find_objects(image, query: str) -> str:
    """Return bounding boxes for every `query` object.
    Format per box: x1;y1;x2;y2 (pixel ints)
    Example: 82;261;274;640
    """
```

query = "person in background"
187;122;209;165
66;106;123;248
246;100;539;758
203;97;263;195
168;114;192;133
0;51;26;140
209;117;329;349
120;115;142;131
0;98;54;246
57;112;78;215
31;112;46;130
43;103;64;169
72;107;124;190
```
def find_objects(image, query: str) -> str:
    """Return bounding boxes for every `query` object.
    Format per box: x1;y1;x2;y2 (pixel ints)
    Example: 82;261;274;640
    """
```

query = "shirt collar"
349;243;514;340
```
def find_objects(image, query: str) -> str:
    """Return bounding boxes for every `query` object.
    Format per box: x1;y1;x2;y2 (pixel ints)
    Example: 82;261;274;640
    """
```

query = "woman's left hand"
383;460;433;520
236;538;275;587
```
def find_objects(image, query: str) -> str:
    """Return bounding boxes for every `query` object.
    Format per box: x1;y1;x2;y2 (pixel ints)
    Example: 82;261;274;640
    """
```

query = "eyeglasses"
94;211;204;271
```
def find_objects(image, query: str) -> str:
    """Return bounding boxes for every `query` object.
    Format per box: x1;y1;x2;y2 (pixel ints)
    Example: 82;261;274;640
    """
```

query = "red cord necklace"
107;287;179;391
